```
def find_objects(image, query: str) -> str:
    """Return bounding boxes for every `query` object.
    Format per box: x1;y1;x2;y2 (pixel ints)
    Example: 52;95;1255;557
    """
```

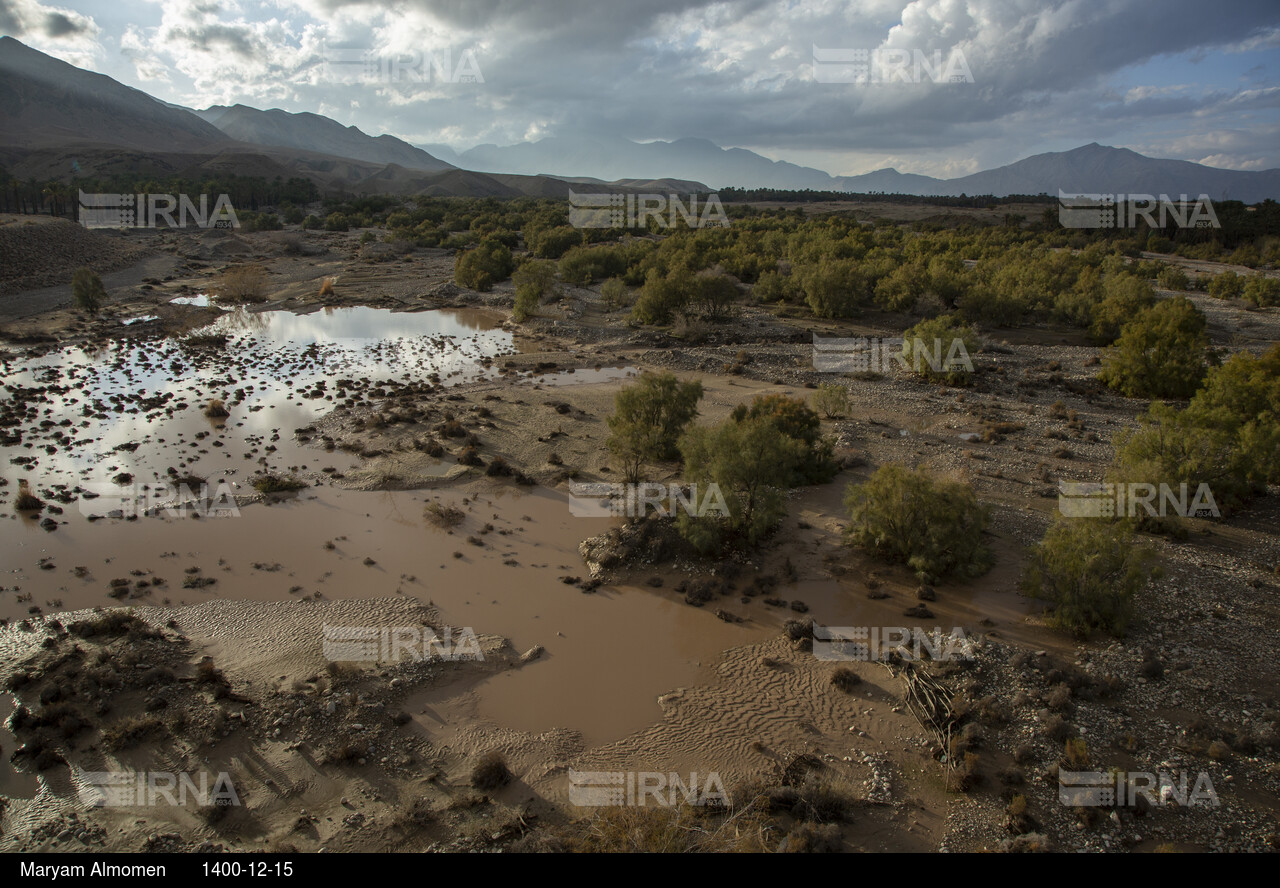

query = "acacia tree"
605;372;704;483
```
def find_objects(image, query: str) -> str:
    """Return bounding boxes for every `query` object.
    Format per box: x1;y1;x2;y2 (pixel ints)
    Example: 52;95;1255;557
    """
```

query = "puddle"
169;294;230;309
0;306;760;747
0;307;515;491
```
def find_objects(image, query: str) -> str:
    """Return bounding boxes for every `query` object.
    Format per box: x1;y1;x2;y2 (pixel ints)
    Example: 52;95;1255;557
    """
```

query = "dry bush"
218;265;268;303
319;277;335;297
203;398;229;418
470;750;512;790
424;502;465;528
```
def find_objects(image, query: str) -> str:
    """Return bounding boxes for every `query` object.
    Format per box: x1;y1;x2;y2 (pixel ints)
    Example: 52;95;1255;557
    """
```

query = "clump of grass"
424;502;465;528
252;473;307;494
319;278;335;297
102;714;168;751
830;667;861;692
203;399;230;418
470;750;512;791
457;446;485;467
484;456;514;477
13;479;43;512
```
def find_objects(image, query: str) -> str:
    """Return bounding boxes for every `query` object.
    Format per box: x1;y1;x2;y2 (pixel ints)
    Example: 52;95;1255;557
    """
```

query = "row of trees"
0;168;320;218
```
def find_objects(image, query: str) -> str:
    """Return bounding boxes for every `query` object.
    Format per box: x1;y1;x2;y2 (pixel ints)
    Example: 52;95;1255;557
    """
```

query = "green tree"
1099;297;1210;399
811;383;849;419
1089;274;1155;345
454;237;515;292
600;277;629;311
731;393;837;485
677;413;805;553
844;464;992;582
71;267;105;315
1020;519;1156;638
901;314;979;385
606;372;705;482
512;259;557;322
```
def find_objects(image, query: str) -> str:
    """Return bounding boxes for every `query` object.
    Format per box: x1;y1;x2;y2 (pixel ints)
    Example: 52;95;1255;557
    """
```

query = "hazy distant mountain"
933;143;1280;203
194;105;454;173
428;135;1280;202
0;35;229;153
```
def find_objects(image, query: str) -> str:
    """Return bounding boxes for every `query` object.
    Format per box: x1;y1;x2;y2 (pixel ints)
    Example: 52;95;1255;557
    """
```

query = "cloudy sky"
3;0;1278;177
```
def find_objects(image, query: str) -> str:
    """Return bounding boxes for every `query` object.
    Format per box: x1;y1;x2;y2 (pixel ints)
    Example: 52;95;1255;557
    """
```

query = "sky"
2;0;1278;178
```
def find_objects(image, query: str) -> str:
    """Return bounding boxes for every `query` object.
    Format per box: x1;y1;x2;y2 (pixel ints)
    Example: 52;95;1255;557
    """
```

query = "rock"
519;645;544;664
916;585;936;601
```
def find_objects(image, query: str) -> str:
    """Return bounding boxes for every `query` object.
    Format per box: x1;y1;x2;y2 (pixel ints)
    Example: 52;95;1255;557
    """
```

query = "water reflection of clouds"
3;308;516;490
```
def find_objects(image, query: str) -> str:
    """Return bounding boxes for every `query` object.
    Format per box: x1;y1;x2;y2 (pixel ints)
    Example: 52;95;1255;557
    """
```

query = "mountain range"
2;36;1278;202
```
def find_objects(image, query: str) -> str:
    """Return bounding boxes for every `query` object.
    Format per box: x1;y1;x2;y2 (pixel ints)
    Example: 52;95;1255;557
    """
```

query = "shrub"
203;398;229;418
1099;297;1210;399
13;479;43;512
1020;519;1156;638
730;394;837;485
631;267;690;325
1156;265;1189;291
424;502;465;528
1242;276;1280;308
901;314;979;385
470;751;512;790
606;372;704;483
219;265;268;303
811;383;849;419
1208;270;1244;300
323;212;350;232
844;464;992;582
1089;274;1155;345
600;277;630;311
512;259;557;322
72;267;105;315
102;714;167;751
677;412;806;553
454;238;514;291
529;225;581;260
830;667;861;692
251;473;307;494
